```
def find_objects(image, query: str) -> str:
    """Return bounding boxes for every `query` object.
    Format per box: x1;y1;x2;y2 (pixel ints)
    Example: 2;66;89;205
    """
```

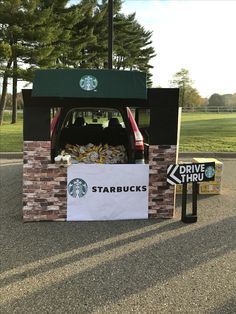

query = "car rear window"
54;108;129;164
63;108;125;129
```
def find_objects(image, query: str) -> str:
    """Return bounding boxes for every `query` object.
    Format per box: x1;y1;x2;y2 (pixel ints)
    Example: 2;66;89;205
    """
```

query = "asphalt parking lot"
0;158;236;313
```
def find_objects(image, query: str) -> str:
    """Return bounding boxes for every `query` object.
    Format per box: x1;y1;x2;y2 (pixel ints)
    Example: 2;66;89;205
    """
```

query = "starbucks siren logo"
205;166;215;179
68;178;88;198
80;75;98;91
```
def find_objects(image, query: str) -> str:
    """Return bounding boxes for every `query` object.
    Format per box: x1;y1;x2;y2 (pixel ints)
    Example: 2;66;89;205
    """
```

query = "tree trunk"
11;57;17;124
0;59;12;126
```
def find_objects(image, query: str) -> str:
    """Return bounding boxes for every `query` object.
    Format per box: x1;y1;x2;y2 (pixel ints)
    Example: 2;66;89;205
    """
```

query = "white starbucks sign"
67;164;149;221
79;75;98;91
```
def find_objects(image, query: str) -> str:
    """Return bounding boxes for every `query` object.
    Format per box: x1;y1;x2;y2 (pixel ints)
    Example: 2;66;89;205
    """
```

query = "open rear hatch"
52;107;134;164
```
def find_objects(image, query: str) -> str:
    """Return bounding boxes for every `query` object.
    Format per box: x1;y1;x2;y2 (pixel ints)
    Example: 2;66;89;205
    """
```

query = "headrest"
74;117;85;127
108;117;120;127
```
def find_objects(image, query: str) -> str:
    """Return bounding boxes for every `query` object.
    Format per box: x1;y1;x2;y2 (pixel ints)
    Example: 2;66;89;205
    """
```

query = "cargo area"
51;107;134;164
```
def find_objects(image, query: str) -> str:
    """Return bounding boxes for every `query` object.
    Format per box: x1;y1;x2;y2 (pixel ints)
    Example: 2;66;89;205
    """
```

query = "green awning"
32;69;147;99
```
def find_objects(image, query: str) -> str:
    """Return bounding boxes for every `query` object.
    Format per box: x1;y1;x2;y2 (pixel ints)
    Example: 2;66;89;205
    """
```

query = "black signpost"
167;162;215;223
108;0;113;70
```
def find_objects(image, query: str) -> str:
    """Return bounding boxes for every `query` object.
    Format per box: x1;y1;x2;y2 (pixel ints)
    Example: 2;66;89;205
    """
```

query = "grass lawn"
0;112;23;152
0;111;236;152
179;112;236;152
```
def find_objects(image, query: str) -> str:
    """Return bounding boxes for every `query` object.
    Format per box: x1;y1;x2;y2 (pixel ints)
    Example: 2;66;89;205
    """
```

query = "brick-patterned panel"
148;145;177;218
23;141;67;222
23;141;177;221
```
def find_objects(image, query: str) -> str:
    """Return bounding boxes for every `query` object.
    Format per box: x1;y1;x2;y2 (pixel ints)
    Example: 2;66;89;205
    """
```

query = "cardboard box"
192;158;223;176
193;158;223;194
198;182;221;194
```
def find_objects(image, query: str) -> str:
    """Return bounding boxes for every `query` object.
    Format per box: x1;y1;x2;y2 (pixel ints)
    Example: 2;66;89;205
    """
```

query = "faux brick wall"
23;142;177;221
23;141;67;221
148;145;177;218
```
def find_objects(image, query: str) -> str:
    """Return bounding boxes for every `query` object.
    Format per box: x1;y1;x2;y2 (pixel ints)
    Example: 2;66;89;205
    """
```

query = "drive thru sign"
167;162;215;185
167;161;215;224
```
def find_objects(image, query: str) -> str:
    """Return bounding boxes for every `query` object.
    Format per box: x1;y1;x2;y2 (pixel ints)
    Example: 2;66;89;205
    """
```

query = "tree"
0;0;42;124
56;0;98;68
184;86;203;108
0;42;12;125
222;93;236;108
113;12;156;84
0;0;156;125
208;93;225;108
64;0;156;82
170;68;206;108
170;68;194;107
32;0;83;69
0;0;81;124
0;0;48;124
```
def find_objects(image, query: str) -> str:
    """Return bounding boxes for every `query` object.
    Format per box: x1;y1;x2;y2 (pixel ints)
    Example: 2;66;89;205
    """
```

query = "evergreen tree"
0;0;80;124
113;12;155;84
59;0;98;68
93;0;123;69
0;0;57;123
22;0;79;72
0;0;22;124
0;0;156;126
68;0;156;82
0;42;12;125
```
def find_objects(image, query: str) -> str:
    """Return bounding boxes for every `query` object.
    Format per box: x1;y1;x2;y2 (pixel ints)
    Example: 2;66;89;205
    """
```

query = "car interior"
58;108;129;149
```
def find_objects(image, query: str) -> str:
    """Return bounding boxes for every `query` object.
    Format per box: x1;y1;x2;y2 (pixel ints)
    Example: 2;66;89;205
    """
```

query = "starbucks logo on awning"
68;178;88;198
80;75;98;91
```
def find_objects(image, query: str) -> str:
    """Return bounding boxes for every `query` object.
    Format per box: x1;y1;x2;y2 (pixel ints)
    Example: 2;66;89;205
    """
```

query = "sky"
121;0;236;97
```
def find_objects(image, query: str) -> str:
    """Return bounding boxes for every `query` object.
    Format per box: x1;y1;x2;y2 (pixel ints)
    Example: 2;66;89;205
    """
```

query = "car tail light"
51;109;61;137
127;107;144;150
